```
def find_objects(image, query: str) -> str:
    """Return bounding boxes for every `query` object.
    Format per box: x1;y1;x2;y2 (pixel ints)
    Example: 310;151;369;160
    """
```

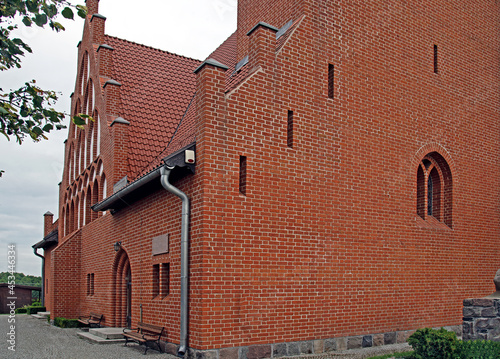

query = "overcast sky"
0;0;237;276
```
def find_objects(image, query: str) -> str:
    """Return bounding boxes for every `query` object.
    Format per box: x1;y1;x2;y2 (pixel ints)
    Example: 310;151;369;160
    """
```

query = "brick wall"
191;0;500;350
47;0;500;355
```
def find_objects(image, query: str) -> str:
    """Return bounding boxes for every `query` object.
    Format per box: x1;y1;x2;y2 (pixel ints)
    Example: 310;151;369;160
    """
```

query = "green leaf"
61;7;74;20
72;115;86;127
46;4;58;18
76;5;87;19
34;14;48;27
42;123;53;132
26;0;39;13
22;16;32;27
52;22;65;31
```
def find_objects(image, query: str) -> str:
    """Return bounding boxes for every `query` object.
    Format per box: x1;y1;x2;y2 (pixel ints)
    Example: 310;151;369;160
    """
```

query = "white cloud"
0;0;237;276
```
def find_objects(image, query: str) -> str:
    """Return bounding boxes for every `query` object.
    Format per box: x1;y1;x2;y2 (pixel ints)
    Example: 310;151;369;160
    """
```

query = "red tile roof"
208;31;238;70
113;18;303;182
135;32;239;177
104;35;201;180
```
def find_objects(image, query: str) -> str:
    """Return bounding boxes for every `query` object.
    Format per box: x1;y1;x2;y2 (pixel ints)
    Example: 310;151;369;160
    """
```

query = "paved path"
0;314;411;359
0;314;171;359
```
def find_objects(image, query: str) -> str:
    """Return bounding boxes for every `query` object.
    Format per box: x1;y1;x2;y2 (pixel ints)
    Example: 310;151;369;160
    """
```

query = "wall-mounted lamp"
114;241;122;252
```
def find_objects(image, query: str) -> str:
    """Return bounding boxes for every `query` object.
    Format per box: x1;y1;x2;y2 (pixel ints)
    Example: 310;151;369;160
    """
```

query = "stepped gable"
135;32;238;177
104;35;201;181
119;18;302;179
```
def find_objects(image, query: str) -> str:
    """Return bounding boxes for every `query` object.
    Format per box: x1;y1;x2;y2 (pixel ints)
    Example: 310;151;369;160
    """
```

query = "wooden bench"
77;312;103;328
123;322;165;355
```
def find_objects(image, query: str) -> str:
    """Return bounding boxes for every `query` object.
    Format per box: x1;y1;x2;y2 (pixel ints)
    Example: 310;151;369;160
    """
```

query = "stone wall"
162;327;462;359
463;298;500;341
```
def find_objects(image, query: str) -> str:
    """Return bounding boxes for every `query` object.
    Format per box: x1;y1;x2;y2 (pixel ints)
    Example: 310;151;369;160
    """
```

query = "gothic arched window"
416;152;452;227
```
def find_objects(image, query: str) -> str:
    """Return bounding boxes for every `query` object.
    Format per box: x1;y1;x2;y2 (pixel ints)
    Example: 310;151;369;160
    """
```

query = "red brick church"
34;0;500;357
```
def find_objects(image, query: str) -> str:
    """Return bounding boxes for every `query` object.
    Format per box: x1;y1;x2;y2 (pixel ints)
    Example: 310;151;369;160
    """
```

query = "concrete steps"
31;311;50;320
77;327;126;344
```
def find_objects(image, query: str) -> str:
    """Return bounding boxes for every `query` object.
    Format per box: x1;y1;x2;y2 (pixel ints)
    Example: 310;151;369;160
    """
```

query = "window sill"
415;214;452;230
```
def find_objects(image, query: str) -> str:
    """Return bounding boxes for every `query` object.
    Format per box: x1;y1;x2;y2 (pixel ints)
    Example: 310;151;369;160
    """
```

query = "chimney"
43;211;54;237
86;0;100;16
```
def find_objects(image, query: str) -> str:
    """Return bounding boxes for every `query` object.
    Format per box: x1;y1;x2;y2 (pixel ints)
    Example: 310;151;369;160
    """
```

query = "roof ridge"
104;34;202;63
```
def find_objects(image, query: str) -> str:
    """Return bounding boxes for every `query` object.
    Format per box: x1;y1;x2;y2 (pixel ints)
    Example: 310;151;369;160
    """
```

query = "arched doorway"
112;249;131;328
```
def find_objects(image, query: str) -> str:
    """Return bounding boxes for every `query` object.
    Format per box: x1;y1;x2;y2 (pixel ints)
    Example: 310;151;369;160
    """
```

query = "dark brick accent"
362;335;373;348
384;332;397;345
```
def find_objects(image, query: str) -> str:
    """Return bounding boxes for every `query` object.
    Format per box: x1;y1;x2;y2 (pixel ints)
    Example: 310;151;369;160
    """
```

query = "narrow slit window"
239;156;247;196
427;175;433;216
287;110;293;148
153;264;159;297
86;274;90;296
161;263;170;297
433;45;438;73
90;273;95;296
328;64;335;98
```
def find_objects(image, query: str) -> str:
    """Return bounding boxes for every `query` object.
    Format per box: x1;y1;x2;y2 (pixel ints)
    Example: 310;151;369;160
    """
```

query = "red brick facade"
40;0;500;356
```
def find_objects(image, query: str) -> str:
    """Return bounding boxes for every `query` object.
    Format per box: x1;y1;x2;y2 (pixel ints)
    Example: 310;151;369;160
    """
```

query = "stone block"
287;342;300;356
239;347;249;359
165;342;178;355
193;350;218;359
296;341;311;354
313;340;324;354
324;338;336;352
463;299;474;306
247;344;271;359
272;343;286;358
475;319;490;329
384;332;397;345
373;334;384;346
220;347;239;359
397;330;413;343
362;335;372;348
488;318;500;330
463;306;482;318
473;299;494;307
347;336;363;349
478;332;488;340
336;337;347;351
462;321;473;339
482;306;497;317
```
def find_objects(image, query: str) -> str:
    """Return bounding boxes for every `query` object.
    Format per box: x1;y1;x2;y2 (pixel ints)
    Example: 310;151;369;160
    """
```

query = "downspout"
160;166;190;357
33;249;44;306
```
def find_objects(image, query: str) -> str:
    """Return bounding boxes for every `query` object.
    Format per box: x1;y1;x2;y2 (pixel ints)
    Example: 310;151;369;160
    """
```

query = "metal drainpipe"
33;249;44;306
160;166;190;357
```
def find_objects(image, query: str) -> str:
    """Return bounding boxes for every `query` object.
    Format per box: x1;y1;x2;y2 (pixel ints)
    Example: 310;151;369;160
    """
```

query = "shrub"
408;328;461;359
458;339;500;359
31;301;41;306
26;306;46;315
14;307;27;314
54;317;81;328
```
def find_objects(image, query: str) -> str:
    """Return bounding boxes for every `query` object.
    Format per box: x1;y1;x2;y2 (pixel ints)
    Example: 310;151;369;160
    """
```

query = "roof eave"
92;143;196;213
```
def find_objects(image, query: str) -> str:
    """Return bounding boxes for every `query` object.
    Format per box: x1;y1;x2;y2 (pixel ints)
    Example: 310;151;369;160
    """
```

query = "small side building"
0;284;41;314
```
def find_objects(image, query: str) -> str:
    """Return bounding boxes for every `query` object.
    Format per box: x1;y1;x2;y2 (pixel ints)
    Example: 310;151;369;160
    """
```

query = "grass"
366;351;414;359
